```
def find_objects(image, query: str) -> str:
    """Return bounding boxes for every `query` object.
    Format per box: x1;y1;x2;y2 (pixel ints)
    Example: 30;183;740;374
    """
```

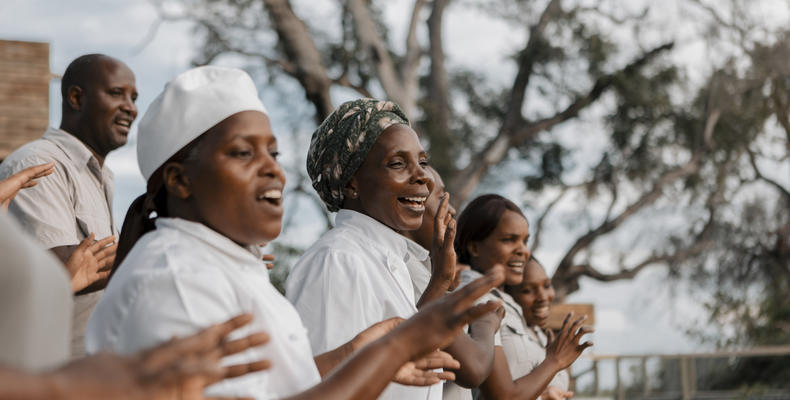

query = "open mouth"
115;118;133;133
506;260;525;274
532;305;550;319
256;189;283;206
397;195;427;211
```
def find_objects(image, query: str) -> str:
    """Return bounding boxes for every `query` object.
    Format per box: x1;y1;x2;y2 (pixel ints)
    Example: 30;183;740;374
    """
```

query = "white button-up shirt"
286;209;442;400
86;218;320;399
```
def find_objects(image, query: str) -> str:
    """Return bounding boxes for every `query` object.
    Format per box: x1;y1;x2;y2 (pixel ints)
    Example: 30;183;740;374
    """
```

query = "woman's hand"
47;314;271;400
396;268;505;360
0;162;54;212
392;350;459;386
65;233;117;292
544;313;593;371
430;193;457;288
541;385;574;400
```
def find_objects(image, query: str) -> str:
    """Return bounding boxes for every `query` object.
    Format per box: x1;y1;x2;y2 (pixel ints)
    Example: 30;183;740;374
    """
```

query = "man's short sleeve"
1;156;79;248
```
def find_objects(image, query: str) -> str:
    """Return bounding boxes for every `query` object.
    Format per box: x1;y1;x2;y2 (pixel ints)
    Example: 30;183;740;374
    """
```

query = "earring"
352;191;358;198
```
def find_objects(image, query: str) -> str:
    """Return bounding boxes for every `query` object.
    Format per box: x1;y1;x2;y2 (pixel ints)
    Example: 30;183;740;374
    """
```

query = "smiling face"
79;57;138;157
405;168;456;250
181;110;286;246
347;124;434;232
511;258;555;328
468;210;531;285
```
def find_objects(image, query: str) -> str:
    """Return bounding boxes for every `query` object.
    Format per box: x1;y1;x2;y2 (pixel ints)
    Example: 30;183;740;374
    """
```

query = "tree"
140;0;789;309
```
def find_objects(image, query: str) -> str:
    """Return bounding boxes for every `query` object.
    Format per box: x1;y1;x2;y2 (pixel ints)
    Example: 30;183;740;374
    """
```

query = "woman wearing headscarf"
287;98;468;400
85;67;503;400
454;194;592;400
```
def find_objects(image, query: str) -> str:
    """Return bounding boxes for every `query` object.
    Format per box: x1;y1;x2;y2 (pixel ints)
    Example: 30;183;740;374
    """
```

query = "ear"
467;241;480;258
66;85;83;112
343;176;359;200
162;162;192;200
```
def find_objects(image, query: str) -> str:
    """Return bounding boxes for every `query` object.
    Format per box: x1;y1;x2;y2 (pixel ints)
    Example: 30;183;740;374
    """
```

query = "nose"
122;95;138;119
259;151;286;183
411;163;433;189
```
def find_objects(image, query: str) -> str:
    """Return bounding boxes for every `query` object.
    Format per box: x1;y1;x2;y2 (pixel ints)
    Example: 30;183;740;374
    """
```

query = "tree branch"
403;0;428;107
531;187;568;254
747;147;790;204
263;0;334;123
449;41;675;203
346;0;413;117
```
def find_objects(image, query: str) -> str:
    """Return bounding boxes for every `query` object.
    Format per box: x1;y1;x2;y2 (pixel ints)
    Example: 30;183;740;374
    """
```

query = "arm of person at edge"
314;318;460;386
282;269;505;400
479;313;593;400
0;314;271;400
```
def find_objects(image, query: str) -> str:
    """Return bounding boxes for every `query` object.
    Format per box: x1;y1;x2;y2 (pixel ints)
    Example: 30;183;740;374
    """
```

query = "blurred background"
1;0;788;398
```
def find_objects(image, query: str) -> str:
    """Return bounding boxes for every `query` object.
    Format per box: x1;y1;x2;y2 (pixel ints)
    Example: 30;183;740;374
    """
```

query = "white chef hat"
136;66;267;181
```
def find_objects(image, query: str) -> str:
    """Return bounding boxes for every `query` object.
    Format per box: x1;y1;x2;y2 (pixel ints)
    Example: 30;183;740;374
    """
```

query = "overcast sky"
3;1;754;387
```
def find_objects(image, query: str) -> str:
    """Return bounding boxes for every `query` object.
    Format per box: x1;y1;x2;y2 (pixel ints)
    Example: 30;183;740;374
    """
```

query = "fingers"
433;193;450;246
220;332;270;357
76;233;96;252
220;359;272;380
411;350;460;371
448;267;505;312
262;254;275;262
88;235;116;253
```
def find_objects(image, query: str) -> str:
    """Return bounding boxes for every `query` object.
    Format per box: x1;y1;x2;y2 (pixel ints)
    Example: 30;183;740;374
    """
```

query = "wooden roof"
0;40;50;160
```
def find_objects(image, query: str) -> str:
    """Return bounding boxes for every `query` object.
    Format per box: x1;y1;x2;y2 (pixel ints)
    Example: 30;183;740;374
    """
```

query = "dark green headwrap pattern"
307;98;410;212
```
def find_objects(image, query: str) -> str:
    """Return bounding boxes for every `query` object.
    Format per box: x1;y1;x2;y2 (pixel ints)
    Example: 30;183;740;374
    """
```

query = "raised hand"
65;233;118;292
46;314;270;400
541;385;574;400
396;268;506;360
430;193;457;288
0;162;54;212
393;350;459;386
545;313;593;370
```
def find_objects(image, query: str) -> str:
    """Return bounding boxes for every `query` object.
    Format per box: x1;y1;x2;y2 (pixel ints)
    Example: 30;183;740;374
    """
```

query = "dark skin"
402;169;504;388
159;110;507;399
467;210;593;399
0;314;271;400
342;124;434;233
51;55;138;293
507;259;573;400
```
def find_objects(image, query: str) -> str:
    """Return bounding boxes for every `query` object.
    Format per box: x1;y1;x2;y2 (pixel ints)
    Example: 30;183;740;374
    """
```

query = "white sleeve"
287;249;383;355
110;260;275;399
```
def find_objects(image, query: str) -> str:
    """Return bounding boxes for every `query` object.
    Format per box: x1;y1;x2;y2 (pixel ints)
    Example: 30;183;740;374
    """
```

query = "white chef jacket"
85;217;320;399
286;209;442;400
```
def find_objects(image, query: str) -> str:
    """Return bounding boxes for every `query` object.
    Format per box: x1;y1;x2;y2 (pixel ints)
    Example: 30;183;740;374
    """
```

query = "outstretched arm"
0;314;270;400
0;162;54;212
286;269;505;400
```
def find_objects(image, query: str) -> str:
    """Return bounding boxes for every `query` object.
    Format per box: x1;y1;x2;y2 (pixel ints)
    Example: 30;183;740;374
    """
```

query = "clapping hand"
65;233;117;292
47;314;270;400
544;313;593;370
0;162;54;212
430;193;457;290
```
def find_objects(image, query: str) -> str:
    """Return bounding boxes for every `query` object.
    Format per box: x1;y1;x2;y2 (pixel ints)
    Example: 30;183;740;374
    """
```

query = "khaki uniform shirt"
0;212;72;371
0;126;117;358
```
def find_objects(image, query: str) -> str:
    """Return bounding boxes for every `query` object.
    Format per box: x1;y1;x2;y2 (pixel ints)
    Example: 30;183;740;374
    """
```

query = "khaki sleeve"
2;157;80;248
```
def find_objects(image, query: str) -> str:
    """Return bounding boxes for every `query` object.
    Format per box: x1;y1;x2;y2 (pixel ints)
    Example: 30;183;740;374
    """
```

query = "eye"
229;148;253;158
269;150;280;160
387;159;405;168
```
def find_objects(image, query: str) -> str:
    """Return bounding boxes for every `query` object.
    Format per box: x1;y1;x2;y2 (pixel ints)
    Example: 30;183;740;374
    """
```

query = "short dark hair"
60;54;108;104
454;194;527;264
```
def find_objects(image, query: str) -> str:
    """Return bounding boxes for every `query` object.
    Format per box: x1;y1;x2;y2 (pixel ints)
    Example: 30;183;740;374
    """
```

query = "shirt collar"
155;217;265;266
335;209;410;263
43;127;114;180
403;236;430;262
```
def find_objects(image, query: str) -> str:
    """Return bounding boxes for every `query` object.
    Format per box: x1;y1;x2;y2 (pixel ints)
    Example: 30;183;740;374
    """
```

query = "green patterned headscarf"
307;98;410;212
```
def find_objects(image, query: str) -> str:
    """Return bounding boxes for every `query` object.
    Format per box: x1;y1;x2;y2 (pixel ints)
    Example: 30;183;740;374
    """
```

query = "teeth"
508;262;524;267
258;190;282;200
402;196;426;203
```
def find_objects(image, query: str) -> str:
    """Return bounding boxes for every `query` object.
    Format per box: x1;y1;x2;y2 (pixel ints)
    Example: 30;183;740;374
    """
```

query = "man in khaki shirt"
0;53;138;357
